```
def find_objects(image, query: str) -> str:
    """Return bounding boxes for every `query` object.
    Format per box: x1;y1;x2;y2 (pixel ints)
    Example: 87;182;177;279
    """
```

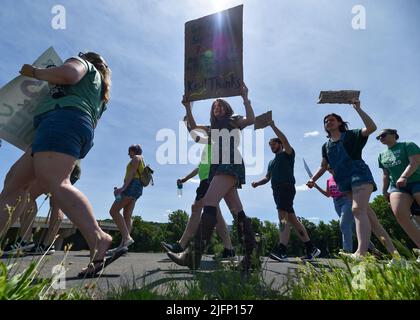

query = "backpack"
137;158;154;187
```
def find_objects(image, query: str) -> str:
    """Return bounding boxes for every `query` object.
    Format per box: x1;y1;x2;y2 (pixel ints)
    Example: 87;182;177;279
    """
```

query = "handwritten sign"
318;90;360;104
254;110;272;130
184;5;243;102
0;47;63;151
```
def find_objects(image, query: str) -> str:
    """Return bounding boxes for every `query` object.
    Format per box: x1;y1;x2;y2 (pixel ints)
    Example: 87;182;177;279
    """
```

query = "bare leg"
19;182;45;242
43;198;64;247
390;192;420;247
214;205;233;250
123;199;136;235
351;184;373;256
109;197;134;243
33;151;112;261
0;150;36;237
367;206;398;254
179;200;204;248
287;213;310;242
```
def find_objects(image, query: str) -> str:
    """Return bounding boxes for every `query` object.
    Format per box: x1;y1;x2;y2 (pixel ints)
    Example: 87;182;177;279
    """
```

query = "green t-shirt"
378;142;420;186
198;144;211;181
35;56;106;125
267;148;296;186
322;129;368;162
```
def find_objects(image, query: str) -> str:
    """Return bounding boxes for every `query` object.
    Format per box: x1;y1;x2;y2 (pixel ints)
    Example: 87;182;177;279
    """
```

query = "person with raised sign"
168;83;258;271
0;52;121;277
107;144;145;254
307;99;398;259
252;120;321;262
377;129;420;259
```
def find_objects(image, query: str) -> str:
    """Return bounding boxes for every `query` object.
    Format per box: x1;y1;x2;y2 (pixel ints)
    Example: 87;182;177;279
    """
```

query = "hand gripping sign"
0;47;63;151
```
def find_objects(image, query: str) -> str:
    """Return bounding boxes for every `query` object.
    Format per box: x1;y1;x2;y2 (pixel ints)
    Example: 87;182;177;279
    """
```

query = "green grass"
289;255;420;300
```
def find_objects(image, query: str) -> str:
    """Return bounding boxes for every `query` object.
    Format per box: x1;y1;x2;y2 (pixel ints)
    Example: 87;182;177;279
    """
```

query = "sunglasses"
376;133;388;140
78;52;110;70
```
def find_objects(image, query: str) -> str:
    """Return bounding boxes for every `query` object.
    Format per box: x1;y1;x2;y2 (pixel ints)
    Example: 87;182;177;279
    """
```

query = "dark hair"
210;99;234;127
79;52;111;104
377;129;400;140
269;138;282;145
323;113;349;138
128;144;142;155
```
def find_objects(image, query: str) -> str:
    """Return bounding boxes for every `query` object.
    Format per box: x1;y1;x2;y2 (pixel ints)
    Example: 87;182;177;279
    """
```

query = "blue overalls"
326;132;376;193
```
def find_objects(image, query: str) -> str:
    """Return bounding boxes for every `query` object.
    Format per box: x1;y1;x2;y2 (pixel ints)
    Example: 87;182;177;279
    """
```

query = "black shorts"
412;201;420;216
272;183;296;213
195;179;210;201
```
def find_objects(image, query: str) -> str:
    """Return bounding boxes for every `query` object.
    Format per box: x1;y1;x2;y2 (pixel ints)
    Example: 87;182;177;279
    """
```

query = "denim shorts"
121;179;143;201
32;106;94;159
389;181;420;195
336;161;377;193
272;183;296;213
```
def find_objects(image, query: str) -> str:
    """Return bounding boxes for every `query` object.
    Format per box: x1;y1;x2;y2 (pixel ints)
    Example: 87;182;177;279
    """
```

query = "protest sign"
254;110;272;130
0;47;63;151
318;90;360;104
184;5;243;102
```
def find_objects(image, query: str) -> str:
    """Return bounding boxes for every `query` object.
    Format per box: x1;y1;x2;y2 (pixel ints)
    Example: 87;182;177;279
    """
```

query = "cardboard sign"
318;90;360;104
184;5;243;102
0;47;63;151
254;110;272;130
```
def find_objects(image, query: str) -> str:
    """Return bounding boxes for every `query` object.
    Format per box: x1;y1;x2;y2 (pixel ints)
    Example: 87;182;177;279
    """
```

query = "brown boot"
168;208;217;270
167;248;202;270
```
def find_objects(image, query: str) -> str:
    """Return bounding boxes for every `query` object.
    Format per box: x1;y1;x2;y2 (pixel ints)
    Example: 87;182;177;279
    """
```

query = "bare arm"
269;121;293;155
396;154;420;189
352;99;377;137
252;173;271;188
382;168;390;201
307;158;328;188
314;182;331;198
182;96;198;131
20;59;87;85
235;83;255;128
179;168;199;184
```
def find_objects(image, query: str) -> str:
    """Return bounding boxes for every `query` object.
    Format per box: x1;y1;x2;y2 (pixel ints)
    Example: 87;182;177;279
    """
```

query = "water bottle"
114;187;122;201
177;181;183;198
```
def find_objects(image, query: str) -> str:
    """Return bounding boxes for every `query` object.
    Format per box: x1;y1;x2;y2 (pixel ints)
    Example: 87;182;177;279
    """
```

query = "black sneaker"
269;250;288;262
221;248;235;259
161;242;184;253
2;238;35;255
303;247;321;260
27;244;55;256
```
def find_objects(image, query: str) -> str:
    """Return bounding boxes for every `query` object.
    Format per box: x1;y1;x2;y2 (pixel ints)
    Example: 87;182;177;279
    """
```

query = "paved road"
2;251;341;298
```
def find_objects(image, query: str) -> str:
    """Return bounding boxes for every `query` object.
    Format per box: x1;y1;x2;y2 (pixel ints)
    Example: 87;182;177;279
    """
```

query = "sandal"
78;247;128;278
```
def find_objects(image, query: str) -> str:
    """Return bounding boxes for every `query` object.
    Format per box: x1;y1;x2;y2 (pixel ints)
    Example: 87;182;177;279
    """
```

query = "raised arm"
235;82;255;128
352;98;377;137
269;120;293;155
20;58;87;85
182;95;198;131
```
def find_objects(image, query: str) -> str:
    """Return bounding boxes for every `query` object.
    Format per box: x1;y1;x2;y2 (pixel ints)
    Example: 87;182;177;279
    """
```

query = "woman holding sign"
306;99;397;259
0;52;121;277
168;83;258;271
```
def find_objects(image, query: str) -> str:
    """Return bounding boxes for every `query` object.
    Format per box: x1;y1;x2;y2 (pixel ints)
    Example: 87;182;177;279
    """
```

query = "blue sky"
0;0;419;226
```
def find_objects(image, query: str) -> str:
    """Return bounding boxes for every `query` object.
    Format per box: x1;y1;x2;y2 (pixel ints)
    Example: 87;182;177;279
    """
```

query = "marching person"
252;120;321;261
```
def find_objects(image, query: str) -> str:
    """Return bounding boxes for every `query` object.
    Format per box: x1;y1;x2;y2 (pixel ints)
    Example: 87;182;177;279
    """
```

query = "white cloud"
304;131;320;138
306;217;321;222
296;184;309;192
